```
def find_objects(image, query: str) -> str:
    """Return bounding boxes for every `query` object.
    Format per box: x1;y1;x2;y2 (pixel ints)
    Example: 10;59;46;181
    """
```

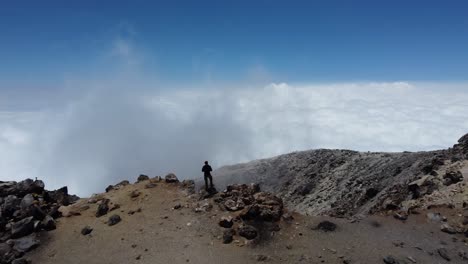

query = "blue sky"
1;0;468;88
2;1;468;194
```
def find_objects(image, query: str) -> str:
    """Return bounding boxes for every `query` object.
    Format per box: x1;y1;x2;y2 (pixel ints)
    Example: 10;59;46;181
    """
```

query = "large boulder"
45;186;77;206
20;194;34;211
11;234;40;253
2;195;20;218
11;216;35;239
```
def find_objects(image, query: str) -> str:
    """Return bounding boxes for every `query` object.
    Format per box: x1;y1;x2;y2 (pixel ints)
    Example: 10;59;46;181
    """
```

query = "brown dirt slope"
28;179;468;264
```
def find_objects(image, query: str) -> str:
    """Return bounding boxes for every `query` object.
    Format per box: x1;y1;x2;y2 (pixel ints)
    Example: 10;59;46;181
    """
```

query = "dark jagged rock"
137;174;150;182
96;199;110;217
222;229;235;244
11;258;30;264
238;225;258;240
217;184;284;222
105;185;114;192
440;223;457;234
218;216;233;228
11;217;35;239
383;255;398;264
45;186;77;206
0;178;77;263
40;215;56;231
165;173;179;183
438;247;451;261
315;221;337;232
108;215;121;226
81;226;93;235
443;171;464;186
11;234;40;253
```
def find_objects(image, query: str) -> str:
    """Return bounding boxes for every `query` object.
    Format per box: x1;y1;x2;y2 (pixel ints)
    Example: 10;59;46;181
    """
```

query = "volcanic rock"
222;229;235;244
11;217;35;239
218;216;234;228
315;221;337;232
108;215;122;226
238;225;258;240
440;223;457;234
438;247;451;261
96;199;110;217
81;226;93;235
443;171;464;186
137;174;150;182
165;173;179;183
40;215;56;231
11;234;40;253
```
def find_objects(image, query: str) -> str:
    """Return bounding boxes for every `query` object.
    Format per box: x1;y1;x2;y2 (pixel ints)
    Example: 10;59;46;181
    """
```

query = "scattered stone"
440;223;457;234
136;254;141;260
393;212;408;221
96;199;110;217
145;183;157;189
182;180;196;194
137;174;150;182
438;247;451;261
165;173;179;183
427;212;443;223
238;225;258;240
407;256;416;263
173;204;182;210
81;226;93;235
222;229;235;244
315;221;337;232
218;216;234;228
108;215;122;226
256;254;269;261
383;255;398;264
282;213;294;222
129;190;141;198
128;208;142;215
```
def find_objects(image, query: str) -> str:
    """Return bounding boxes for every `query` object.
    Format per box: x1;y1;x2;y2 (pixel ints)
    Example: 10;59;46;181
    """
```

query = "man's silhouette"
202;161;214;191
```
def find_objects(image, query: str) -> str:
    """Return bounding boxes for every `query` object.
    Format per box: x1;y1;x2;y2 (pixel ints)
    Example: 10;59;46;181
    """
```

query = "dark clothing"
202;165;212;176
202;164;213;190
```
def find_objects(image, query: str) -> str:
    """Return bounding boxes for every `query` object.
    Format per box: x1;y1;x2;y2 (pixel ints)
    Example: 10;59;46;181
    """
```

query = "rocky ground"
1;134;468;263
214;134;468;218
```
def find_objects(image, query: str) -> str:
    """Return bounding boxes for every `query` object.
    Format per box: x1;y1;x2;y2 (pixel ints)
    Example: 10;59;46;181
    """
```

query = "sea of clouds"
1;81;468;196
2;34;468;196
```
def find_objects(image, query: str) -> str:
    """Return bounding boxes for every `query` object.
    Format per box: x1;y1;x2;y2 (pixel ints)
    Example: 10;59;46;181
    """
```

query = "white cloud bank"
1;81;468;196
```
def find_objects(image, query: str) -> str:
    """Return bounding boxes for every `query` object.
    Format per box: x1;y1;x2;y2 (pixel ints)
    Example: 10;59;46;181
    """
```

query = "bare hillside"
213;134;468;217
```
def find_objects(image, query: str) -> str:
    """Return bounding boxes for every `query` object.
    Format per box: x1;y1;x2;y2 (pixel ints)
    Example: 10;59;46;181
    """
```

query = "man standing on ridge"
202;161;214;191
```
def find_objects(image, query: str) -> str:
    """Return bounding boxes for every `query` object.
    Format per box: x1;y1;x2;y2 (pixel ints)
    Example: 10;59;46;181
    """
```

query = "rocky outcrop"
213;133;468;217
0;179;78;264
